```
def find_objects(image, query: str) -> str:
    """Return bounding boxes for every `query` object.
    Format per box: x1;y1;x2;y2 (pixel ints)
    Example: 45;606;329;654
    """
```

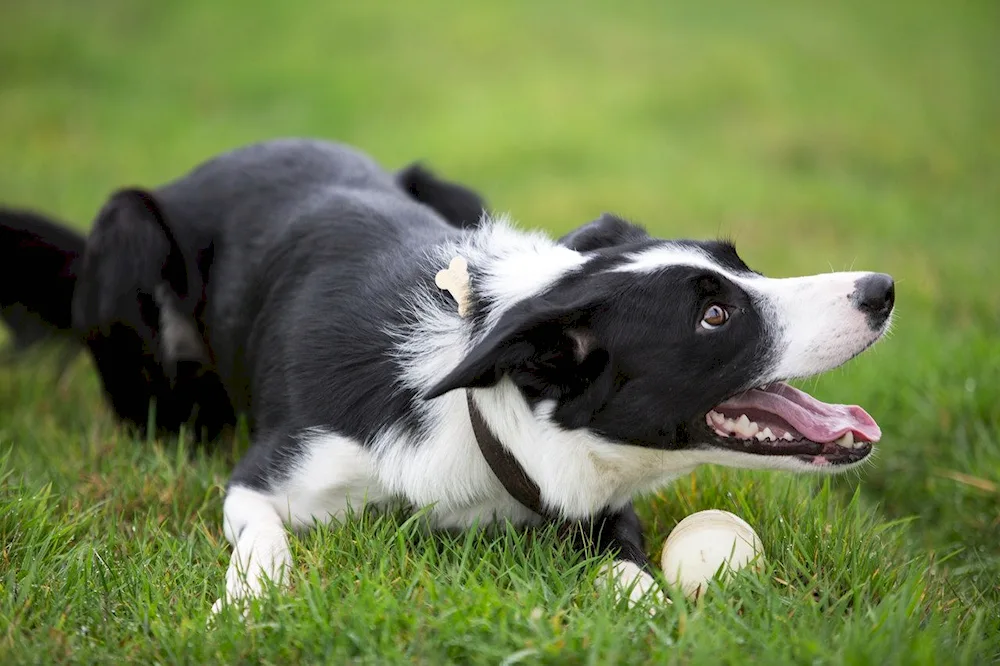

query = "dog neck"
393;218;700;520
468;380;699;519
465;390;548;518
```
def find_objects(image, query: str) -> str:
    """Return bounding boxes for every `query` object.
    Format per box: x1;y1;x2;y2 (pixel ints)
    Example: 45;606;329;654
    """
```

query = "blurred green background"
1;0;998;661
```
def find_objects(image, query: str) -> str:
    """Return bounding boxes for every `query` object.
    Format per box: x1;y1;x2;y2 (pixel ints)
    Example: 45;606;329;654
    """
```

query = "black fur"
557;213;650;252
68;188;230;437
427;262;773;449
1;139;661;571
396;162;487;229
1;142;490;444
1;139;893;592
0;208;84;350
583;504;650;572
0;142;765;551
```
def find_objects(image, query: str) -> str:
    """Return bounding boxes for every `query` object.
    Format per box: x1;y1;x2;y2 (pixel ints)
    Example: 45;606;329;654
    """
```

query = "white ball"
660;509;765;599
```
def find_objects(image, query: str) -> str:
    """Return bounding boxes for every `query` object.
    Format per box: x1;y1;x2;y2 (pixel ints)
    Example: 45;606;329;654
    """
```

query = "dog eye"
700;304;730;329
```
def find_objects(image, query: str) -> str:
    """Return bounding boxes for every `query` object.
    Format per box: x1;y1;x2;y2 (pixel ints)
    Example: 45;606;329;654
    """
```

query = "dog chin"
692;443;875;475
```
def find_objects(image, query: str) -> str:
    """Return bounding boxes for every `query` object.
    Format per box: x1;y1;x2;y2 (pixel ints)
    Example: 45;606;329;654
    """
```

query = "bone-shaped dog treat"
435;256;472;317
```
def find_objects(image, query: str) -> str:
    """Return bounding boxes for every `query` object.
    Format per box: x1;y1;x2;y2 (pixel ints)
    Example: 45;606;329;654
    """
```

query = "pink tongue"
717;383;881;443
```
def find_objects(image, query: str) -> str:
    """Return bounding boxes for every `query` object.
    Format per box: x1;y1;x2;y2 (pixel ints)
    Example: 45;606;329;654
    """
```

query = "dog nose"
852;273;895;327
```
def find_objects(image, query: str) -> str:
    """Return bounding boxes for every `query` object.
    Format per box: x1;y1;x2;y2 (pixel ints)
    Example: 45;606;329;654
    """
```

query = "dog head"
427;214;894;473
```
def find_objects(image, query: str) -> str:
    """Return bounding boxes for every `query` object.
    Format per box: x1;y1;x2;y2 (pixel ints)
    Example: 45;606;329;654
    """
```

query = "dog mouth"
703;382;880;467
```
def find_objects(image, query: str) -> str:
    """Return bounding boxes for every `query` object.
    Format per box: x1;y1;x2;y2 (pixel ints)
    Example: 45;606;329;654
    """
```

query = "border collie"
0;139;894;611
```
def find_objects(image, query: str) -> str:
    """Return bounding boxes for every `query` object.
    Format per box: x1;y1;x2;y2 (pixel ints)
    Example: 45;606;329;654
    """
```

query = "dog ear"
72;188;190;333
558;213;649;252
424;295;611;408
0;208;85;350
396;163;488;229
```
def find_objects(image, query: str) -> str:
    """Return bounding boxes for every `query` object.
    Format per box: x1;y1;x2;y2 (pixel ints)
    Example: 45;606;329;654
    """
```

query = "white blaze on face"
614;245;892;384
749;272;891;380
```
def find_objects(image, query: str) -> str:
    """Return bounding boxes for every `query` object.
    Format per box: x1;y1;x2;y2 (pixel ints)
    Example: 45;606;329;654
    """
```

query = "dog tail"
0;207;86;351
396;163;489;229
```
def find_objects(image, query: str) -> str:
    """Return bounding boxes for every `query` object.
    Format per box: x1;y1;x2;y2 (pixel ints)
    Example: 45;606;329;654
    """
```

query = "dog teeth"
709;412;738;437
754;427;777;442
835;432;860;449
711;411;788;442
732;414;759;438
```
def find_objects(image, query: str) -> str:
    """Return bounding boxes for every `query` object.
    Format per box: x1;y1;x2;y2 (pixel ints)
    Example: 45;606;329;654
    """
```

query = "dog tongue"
718;383;881;443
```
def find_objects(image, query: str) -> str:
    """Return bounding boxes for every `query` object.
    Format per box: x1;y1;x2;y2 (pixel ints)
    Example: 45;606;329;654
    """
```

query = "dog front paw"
209;524;291;622
596;560;668;614
208;571;255;622
207;564;281;623
209;596;235;618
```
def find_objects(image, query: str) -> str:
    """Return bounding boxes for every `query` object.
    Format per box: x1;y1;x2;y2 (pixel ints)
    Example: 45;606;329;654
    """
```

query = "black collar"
465;391;550;519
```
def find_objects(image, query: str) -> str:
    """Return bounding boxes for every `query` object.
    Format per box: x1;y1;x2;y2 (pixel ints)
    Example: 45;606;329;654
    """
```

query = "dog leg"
583;504;667;612
210;431;387;617
211;485;291;616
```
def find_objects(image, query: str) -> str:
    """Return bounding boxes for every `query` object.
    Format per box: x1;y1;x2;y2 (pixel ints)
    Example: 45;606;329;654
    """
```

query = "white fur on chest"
279;420;542;530
470;382;700;518
285;388;697;530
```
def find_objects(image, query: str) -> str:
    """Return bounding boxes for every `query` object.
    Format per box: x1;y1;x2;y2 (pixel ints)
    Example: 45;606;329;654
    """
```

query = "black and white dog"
0;139;894;611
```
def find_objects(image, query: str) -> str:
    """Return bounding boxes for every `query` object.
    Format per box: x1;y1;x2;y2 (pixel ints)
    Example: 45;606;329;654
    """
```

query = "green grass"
1;0;998;662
